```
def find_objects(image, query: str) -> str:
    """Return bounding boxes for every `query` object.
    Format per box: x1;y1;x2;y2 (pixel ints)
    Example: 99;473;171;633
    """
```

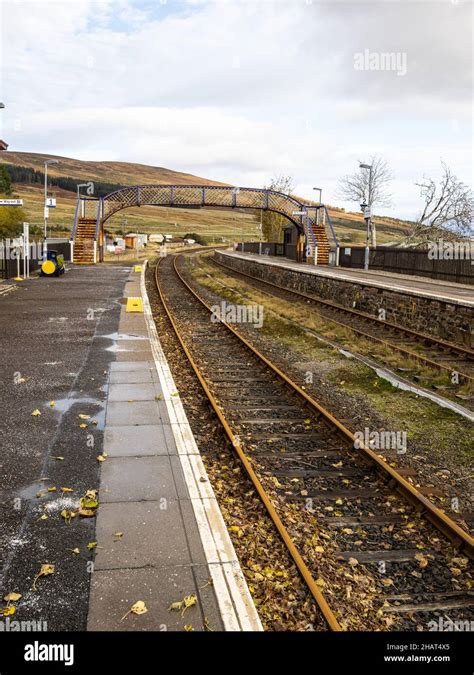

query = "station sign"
0;199;23;206
364;207;371;219
46;198;56;208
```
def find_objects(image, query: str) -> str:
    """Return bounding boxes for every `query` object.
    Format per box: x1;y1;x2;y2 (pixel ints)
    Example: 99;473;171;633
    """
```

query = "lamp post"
313;186;322;227
359;163;372;271
44;159;59;259
77;182;90;219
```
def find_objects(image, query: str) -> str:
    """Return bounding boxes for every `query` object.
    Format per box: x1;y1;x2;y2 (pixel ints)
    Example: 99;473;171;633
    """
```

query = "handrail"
71;198;81;241
324;205;339;247
94;198;102;241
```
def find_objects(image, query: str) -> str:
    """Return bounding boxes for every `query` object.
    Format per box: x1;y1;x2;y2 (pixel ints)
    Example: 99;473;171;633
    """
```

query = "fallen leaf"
51;456;64;461
32;564;55;591
78;414;91;420
97;455;107;463
60;487;73;493
381;578;394;586
2;606;16;617
31;409;41;417
61;509;77;525
4;592;22;603
68;548;80;555
50;401;56;407
184;624;194;631
121;600;148;621
168;594;197;616
87;542;97;550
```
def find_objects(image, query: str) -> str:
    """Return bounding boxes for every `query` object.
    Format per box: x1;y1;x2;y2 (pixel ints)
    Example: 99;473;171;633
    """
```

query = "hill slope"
0;151;228;186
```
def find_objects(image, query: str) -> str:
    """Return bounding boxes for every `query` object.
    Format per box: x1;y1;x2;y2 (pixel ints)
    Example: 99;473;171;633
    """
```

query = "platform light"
359;163;373;271
313;187;322;204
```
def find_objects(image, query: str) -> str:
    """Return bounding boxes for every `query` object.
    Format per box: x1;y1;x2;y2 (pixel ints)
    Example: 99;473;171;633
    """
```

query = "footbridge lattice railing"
73;184;339;261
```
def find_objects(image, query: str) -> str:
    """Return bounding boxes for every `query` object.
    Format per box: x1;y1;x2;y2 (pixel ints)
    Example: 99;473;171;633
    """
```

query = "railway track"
153;251;473;632
209;255;474;398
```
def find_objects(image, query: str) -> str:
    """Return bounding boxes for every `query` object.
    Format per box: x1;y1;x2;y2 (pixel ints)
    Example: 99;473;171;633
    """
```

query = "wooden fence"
338;246;473;285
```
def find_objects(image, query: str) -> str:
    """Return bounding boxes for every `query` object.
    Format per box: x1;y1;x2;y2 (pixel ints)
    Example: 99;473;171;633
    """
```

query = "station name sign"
0;199;23;206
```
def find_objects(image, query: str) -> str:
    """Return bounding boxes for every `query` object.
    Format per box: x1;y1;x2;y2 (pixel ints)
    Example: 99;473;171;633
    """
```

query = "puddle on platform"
104;344;132;353
99;332;148;341
48;395;106;430
17;480;48;501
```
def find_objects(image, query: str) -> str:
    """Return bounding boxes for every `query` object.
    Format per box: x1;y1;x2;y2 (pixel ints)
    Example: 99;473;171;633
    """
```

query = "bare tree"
408;161;473;242
338;155;393;207
337;155;393;246
261;174;295;242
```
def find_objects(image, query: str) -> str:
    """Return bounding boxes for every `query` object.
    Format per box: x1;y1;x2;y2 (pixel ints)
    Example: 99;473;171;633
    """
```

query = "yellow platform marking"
134;265;143;272
126;297;144;313
13;277;24;281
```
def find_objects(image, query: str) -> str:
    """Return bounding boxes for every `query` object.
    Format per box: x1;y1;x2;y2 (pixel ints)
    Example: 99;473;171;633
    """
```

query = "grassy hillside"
0;151;413;244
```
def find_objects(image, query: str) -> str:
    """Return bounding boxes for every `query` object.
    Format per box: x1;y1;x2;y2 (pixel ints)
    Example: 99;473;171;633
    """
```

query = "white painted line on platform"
140;260;263;632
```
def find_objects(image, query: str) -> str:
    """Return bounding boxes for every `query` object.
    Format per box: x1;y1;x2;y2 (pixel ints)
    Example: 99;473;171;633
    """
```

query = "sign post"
23;222;30;278
0;199;23;206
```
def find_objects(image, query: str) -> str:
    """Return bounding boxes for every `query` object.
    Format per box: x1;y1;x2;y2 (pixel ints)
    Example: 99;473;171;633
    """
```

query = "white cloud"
0;0;471;220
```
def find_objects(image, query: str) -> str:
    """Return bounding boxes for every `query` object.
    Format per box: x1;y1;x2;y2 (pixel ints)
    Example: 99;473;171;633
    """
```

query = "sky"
0;0;472;220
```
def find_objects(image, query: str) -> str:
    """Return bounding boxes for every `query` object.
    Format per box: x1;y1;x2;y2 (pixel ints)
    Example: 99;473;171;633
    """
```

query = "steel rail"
209;256;474;385
154;255;342;631
171;252;474;558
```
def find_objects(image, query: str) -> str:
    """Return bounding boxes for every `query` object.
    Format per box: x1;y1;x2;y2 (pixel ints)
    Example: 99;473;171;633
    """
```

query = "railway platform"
0;262;260;632
216;251;473;348
225;251;473;306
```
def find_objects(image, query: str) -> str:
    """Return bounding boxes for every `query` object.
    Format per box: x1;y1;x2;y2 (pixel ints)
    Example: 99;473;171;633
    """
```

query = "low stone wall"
215;251;473;348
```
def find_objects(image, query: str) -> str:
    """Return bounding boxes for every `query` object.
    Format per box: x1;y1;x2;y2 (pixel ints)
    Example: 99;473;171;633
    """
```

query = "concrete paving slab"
88;565;220;631
115;350;152;361
101;456;178;502
108;382;158;401
112;339;152;353
110;361;153;372
109;370;154;384
104;424;171;456
117;318;147;331
106;400;163;425
94;501;191;569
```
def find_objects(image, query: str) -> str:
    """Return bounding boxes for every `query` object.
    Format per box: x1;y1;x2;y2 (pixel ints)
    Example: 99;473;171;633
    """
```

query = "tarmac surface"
0;264;128;630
